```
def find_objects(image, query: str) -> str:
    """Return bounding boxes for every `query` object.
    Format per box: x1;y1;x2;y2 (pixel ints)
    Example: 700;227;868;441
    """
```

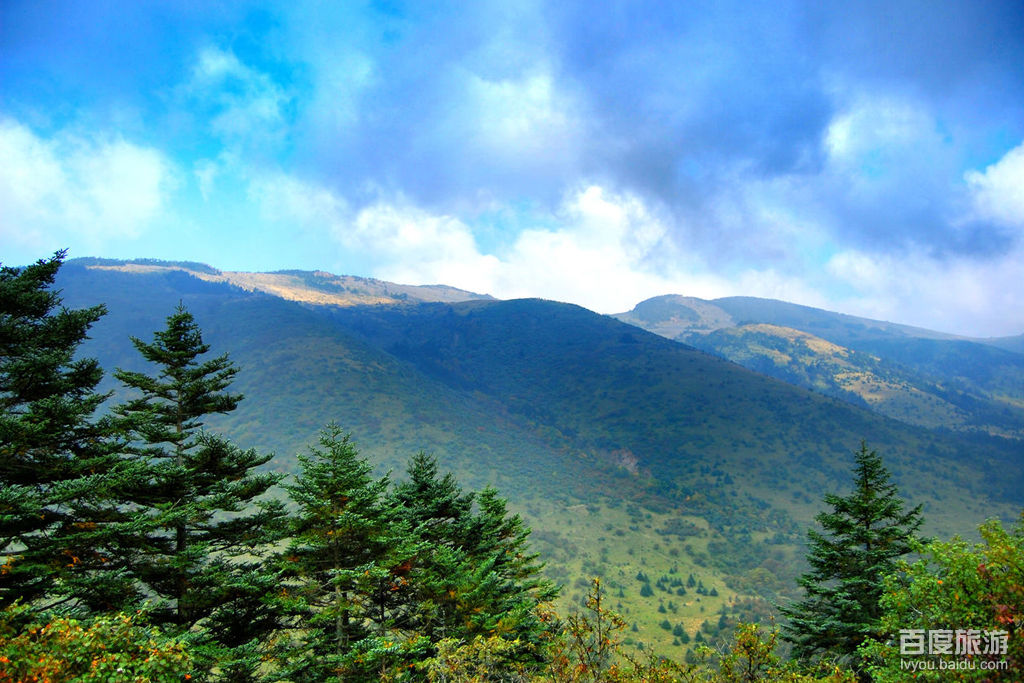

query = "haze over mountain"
52;258;1024;649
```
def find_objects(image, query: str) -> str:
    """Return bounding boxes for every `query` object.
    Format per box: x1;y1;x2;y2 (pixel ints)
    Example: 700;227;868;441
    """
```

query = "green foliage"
0;251;136;613
276;423;418;681
0;603;191;682
111;304;287;674
860;513;1024;681
546;577;630;682
7;258;1017;679
703;622;855;683
393;452;559;674
540;581;856;682
782;443;923;671
275;433;558;681
419;635;534;682
53;261;1024;639
543;578;698;682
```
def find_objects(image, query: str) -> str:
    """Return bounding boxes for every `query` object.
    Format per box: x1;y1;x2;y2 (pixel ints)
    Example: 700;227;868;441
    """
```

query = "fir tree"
112;304;286;675
277;424;418;682
390;452;475;642
458;486;560;664
392;451;474;547
782;442;923;671
392;454;558;673
0;252;136;613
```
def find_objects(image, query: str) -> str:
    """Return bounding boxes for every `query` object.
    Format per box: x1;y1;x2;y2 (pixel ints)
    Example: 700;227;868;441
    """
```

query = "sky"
2;1;1024;336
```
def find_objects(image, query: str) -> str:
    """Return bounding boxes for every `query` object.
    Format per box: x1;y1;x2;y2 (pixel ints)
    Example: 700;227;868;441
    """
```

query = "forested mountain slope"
54;260;1024;651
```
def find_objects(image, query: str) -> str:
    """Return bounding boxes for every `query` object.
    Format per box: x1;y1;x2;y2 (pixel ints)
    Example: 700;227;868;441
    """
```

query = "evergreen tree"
457;485;560;663
392;451;474;547
0;252;136;613
277;424;418;682
389;452;475;646
112;304;286;675
782;442;923;671
390;454;558;673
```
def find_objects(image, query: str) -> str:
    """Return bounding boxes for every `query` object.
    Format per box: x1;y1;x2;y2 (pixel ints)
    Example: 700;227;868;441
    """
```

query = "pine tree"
389;454;559;674
112;304;286;675
457;485;560;665
0;252;136;613
390;452;475;642
277;424;418;682
392;451;474;547
782;442;923;671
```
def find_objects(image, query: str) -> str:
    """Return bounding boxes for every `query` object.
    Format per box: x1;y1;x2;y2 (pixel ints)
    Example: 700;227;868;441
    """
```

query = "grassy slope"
681;325;987;432
619;295;1024;440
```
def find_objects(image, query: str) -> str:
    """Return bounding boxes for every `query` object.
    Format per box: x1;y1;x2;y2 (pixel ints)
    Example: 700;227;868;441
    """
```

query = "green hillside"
54;262;1024;655
711;296;964;343
58;262;577;499
617;295;1024;441
328;299;1023;519
984;333;1024;354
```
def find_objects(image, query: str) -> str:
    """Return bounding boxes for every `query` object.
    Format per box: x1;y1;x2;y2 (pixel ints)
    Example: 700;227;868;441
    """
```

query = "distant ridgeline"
71;256;223;274
615;294;1024;440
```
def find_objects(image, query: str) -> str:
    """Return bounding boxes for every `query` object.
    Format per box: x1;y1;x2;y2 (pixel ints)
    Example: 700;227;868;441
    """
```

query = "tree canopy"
782;442;924;672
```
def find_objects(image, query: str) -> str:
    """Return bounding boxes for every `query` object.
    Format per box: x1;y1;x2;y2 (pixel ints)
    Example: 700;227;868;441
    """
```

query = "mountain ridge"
68;257;492;307
614;294;1024;440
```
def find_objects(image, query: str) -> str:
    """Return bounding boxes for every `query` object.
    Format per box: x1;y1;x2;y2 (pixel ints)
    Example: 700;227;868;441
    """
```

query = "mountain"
677;323;971;431
983;333;1024;355
52;259;1024;652
615;295;1024;439
614;294;963;343
72;257;491;307
711;296;964;343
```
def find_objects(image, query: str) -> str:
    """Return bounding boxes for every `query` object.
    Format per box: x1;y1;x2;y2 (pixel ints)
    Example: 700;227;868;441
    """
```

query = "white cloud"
244;167;1024;335
463;68;580;165
186;47;291;150
0;118;175;250
349;185;730;312
965;141;1024;229
827;247;1024;336
249;169;349;231
489;186;676;310
247;174;698;308
822;94;953;206
194;159;220;201
825;96;931;164
353;203;494;276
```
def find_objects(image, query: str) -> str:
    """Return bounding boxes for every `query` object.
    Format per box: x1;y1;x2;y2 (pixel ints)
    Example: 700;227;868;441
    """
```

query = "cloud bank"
2;0;1023;335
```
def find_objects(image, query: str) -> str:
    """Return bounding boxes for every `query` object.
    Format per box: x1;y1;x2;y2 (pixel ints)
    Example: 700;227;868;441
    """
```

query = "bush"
0;604;191;682
860;514;1024;681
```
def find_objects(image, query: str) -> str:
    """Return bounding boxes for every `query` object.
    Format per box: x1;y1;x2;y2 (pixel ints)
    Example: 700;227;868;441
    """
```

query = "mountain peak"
614;294;735;337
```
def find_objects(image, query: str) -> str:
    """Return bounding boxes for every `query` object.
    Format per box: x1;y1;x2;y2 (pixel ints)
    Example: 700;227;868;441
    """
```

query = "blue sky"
2;1;1024;336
